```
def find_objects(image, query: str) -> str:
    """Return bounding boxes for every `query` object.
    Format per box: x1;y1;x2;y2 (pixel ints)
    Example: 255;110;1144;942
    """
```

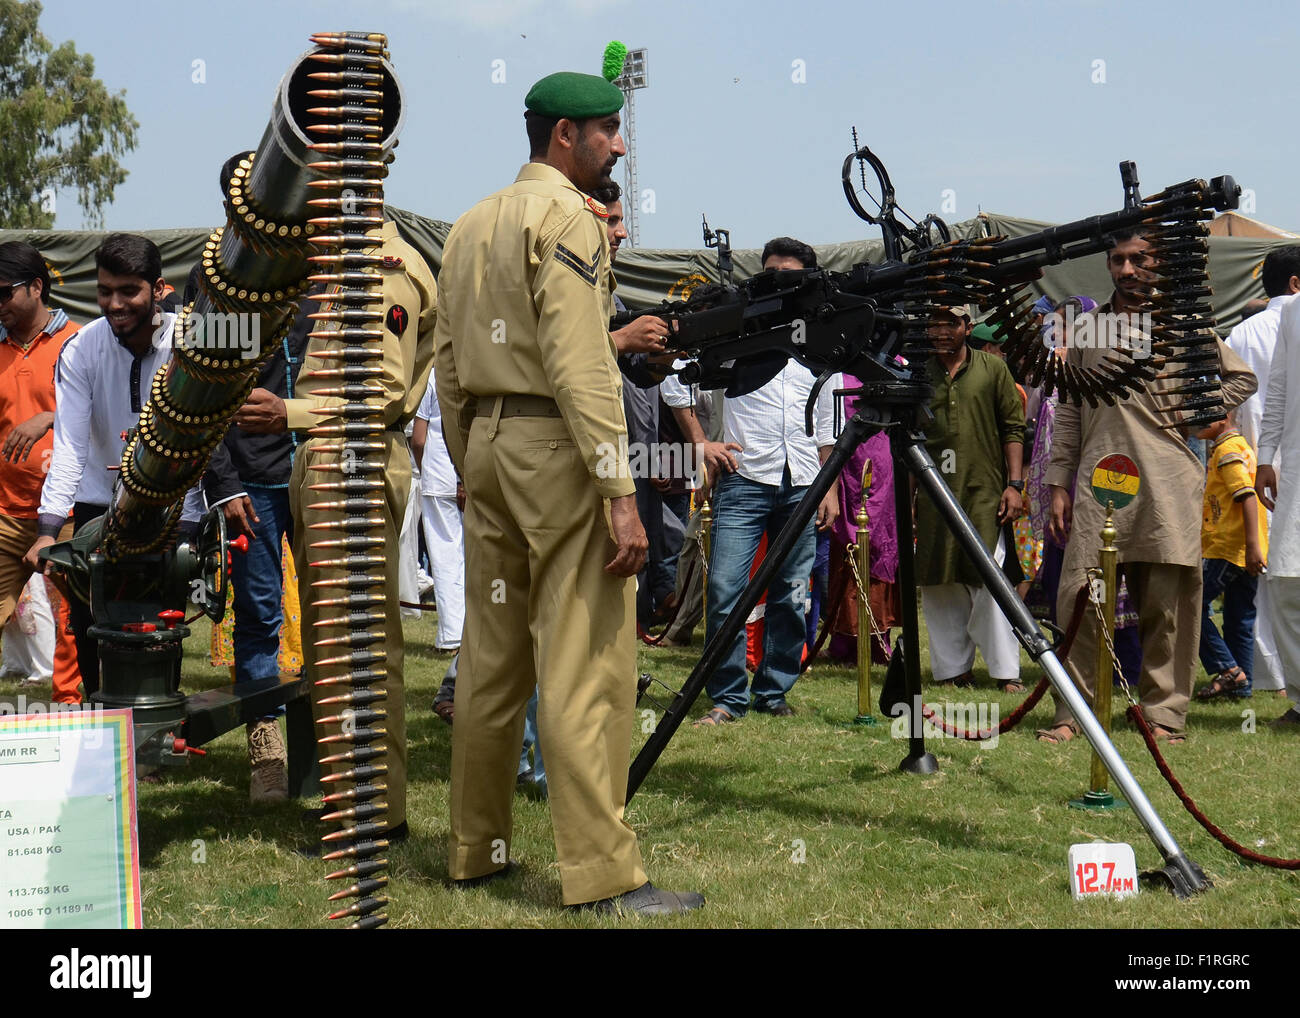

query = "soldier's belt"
474;395;562;419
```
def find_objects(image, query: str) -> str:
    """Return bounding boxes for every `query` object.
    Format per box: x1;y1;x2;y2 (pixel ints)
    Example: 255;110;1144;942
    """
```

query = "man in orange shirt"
0;242;81;703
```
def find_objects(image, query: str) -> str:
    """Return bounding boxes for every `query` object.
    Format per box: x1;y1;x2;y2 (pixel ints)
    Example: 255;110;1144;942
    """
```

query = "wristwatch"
1007;479;1025;492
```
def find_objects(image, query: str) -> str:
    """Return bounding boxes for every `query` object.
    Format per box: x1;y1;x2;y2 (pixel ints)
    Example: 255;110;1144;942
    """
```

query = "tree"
0;0;138;228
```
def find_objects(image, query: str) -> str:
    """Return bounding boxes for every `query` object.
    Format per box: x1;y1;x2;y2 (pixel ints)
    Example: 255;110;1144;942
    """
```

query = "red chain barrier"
1128;705;1300;869
920;584;1091;741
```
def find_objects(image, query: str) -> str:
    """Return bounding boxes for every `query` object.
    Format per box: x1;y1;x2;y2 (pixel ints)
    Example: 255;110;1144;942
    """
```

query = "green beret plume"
602;40;628;82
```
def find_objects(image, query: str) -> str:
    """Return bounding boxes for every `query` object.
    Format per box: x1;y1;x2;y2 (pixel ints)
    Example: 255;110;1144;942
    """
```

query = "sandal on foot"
936;671;975;689
997;679;1026;694
1035;722;1076;744
693;707;735;727
1196;667;1247;701
433;699;455;725
1150;723;1186;745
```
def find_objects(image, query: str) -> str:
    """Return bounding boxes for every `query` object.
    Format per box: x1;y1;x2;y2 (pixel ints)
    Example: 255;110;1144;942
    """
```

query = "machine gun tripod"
623;145;1241;898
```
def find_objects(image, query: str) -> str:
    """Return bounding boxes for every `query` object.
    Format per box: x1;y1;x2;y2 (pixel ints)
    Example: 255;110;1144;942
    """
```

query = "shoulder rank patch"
386;304;409;336
554;243;603;287
382;255;404;269
585;195;608;218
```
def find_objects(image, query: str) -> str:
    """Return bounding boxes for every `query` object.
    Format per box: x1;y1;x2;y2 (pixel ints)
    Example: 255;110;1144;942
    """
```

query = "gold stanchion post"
1070;499;1126;810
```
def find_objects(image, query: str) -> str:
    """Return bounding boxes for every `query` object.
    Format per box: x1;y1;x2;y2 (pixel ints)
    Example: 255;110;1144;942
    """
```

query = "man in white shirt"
678;237;840;724
1227;245;1300;695
1256;296;1300;725
24;234;177;698
411;368;464;652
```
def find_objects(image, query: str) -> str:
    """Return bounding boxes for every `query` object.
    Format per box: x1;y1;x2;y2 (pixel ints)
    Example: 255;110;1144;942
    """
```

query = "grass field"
6;607;1299;929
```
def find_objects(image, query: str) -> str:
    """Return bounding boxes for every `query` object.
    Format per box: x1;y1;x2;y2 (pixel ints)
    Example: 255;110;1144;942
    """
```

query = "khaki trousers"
449;413;647;905
0;513;80;703
1053;560;1200;734
291;434;409;827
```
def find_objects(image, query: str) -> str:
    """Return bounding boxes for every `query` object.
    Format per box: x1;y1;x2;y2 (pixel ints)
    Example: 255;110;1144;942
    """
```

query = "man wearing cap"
434;67;703;915
913;305;1026;691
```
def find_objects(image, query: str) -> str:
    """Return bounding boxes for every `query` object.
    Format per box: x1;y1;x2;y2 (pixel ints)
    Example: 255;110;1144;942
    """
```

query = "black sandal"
1196;667;1247;701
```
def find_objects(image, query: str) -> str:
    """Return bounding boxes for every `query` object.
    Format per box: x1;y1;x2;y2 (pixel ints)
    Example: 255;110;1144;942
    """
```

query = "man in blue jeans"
690;237;841;725
203;293;314;801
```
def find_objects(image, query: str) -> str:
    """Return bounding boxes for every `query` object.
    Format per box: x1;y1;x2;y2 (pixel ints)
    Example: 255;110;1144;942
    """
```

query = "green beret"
525;72;624;119
970;322;1005;347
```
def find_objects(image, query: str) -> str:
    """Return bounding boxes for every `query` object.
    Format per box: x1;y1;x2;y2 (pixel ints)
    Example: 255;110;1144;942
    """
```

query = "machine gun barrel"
101;46;404;561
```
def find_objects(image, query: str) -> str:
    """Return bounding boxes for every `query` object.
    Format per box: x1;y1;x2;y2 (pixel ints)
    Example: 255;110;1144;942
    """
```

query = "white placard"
1068;841;1139;900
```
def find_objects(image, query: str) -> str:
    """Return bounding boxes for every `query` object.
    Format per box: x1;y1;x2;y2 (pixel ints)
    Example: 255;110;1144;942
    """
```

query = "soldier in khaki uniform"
235;220;437;833
435;70;703;913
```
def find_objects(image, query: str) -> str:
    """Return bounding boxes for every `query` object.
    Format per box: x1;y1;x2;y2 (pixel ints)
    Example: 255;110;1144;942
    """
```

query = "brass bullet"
315;649;387;668
305;142;384;156
327;896;388;920
314;630;385;649
310;574;385;591
309;537;385;553
320;839;389;862
307;516;385;532
306;107;383;121
321;821;388;844
307;383;384;400
318;708;385;727
320;801;388;824
308;479;385;496
322;782;386;804
304;496;384;513
317;755;386;774
302;367;384;384
318;687;387;706
306;88;385;102
317;725;385;745
313;667;386;686
305;160;387;174
314;609;386;627
306;421;382;436
306;51;385;67
305;252;386;267
311;347;383;362
306;70;384;86
348;914;389;930
327;876;389;901
324;857;388;880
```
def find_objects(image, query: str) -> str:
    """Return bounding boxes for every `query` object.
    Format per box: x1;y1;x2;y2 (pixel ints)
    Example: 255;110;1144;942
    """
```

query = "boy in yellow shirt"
1196;411;1268;699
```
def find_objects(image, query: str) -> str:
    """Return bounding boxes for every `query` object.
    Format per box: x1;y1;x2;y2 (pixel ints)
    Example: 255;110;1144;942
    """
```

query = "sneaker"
247;719;288;803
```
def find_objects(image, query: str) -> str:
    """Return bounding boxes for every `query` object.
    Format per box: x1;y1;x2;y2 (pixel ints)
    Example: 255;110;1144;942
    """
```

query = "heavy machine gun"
622;141;1240;899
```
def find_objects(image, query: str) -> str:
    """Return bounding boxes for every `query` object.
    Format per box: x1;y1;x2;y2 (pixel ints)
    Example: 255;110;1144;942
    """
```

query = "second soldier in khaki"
435;67;704;914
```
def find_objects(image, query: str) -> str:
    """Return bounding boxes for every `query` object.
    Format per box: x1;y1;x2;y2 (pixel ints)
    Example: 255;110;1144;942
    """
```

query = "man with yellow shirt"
1194;411;1267;700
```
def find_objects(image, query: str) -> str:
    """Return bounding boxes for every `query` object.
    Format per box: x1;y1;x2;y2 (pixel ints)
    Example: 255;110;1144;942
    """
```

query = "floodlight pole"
616;48;647;248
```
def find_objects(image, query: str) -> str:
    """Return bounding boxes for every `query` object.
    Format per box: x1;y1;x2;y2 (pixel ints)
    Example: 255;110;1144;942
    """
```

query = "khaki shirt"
1046;298;1256;568
434;162;633;499
285;220;438;432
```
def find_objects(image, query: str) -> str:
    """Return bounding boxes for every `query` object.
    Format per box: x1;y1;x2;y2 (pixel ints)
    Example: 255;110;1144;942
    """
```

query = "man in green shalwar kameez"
913;306;1027;690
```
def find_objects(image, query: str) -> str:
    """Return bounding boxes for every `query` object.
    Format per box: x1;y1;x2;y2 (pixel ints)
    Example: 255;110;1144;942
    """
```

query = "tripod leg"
889;429;936;773
627;413;876;800
903;439;1207;893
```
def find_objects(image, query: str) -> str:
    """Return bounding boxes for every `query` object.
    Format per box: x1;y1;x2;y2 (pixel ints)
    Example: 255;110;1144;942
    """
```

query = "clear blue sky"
37;0;1293;248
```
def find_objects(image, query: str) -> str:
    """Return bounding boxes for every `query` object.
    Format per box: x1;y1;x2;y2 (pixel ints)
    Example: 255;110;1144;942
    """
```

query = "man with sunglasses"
24;234;177;699
0;242;82;703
